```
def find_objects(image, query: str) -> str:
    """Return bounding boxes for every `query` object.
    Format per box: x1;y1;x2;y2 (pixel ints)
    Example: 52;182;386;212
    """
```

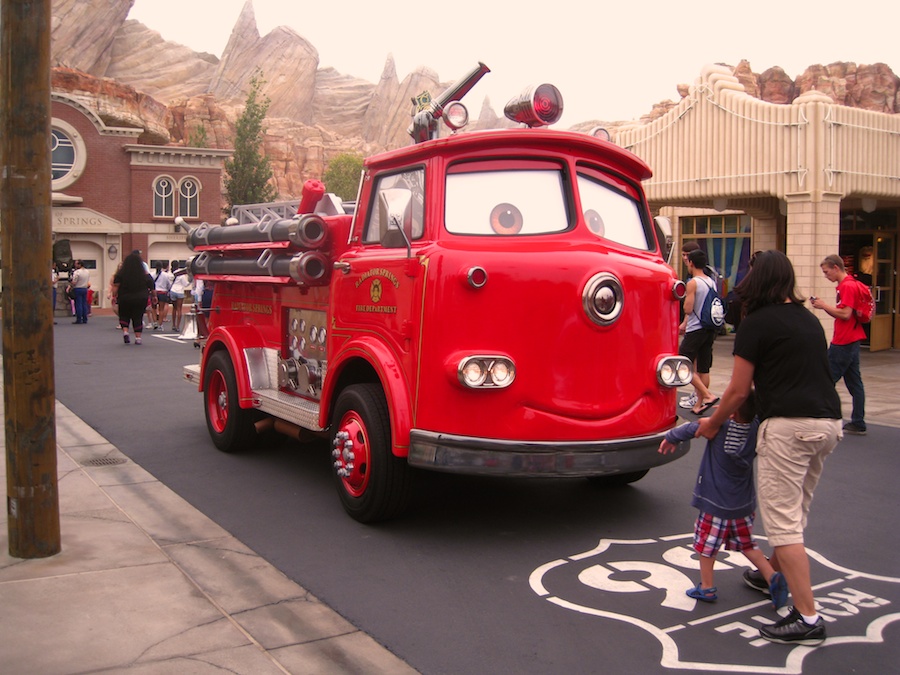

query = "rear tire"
203;351;259;453
331;383;412;523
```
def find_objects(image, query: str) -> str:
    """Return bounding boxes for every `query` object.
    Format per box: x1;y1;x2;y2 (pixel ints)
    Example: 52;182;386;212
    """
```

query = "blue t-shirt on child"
665;418;760;519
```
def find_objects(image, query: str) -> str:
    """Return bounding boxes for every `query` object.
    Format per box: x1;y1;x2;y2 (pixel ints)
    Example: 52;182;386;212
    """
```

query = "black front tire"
330;383;412;523
203;350;259;453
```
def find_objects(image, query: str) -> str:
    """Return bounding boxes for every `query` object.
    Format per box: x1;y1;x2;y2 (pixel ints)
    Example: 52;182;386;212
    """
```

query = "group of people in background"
148;261;193;333
665;246;869;647
108;250;196;345
53;249;211;349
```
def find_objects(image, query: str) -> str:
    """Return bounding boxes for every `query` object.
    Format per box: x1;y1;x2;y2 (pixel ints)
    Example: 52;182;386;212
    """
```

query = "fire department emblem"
529;535;900;672
412;91;432;113
370;278;383;303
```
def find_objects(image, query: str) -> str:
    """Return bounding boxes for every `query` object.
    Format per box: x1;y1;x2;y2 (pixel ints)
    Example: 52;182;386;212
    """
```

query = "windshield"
445;168;569;235
576;173;650;250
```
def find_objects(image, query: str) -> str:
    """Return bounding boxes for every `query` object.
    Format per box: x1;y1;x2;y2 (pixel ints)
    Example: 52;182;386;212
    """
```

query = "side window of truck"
363;168;425;245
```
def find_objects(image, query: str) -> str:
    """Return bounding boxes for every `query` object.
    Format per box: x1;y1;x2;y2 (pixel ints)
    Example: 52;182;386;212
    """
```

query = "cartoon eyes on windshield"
584;209;605;237
490;203;524;235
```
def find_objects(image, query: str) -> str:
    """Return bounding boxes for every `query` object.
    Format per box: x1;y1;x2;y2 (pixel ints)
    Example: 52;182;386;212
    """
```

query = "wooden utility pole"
1;0;61;557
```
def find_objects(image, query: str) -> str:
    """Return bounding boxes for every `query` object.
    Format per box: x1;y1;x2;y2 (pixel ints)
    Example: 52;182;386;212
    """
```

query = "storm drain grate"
81;457;127;467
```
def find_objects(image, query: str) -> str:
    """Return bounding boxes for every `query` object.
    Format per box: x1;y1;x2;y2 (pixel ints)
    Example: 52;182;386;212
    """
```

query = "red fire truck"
181;63;693;522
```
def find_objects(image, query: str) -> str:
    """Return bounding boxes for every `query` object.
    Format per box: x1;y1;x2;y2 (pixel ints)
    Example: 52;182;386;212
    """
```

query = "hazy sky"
129;0;897;128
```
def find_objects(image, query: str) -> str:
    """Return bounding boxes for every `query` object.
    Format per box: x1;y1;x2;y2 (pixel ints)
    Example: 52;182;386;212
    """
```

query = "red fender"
200;325;267;409
322;337;413;457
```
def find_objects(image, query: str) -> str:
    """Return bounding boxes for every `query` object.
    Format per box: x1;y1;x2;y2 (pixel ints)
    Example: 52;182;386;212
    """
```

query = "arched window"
154;177;175;218
179;178;200;219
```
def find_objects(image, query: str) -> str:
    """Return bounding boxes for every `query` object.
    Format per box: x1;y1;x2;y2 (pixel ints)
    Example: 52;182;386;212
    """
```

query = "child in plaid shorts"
659;391;788;607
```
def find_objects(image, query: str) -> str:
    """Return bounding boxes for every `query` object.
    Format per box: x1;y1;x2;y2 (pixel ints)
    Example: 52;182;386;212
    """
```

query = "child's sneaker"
686;584;718;602
123;333;130;344
743;568;770;595
768;571;789;609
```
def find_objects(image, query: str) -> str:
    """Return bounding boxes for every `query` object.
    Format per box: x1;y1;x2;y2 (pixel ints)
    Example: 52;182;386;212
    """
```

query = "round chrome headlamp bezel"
582;272;624;326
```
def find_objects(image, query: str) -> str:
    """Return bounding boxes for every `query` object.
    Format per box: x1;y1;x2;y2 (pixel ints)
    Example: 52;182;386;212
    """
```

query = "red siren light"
504;83;564;127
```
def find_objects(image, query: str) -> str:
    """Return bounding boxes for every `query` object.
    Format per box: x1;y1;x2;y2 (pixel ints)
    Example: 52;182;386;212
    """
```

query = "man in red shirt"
810;254;867;435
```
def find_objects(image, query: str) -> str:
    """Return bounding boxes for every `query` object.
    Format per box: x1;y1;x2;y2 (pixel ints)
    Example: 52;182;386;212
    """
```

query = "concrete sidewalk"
1;337;895;674
0;401;417;674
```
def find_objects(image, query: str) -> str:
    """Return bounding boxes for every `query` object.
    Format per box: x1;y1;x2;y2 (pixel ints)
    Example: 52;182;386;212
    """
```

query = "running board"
253;388;323;432
183;350;323;432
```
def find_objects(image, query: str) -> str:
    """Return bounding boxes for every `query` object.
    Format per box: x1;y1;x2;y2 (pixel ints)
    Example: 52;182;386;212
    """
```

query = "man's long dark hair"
736;250;806;315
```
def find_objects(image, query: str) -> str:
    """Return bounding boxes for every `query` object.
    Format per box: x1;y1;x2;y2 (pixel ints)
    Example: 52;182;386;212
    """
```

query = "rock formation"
106;20;218;102
51;0;134;75
48;0;899;202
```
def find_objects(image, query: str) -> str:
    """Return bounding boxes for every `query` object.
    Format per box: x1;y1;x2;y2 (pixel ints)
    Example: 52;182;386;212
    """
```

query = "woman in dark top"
697;250;841;646
112;252;153;345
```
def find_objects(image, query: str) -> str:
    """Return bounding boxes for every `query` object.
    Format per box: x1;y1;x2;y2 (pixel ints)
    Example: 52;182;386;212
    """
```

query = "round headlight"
489;360;515;387
444;101;469;131
659;362;676;386
582;273;624;326
460;359;487;387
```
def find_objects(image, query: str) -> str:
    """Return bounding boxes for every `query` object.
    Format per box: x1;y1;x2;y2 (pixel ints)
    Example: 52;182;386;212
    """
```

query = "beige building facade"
617;64;900;351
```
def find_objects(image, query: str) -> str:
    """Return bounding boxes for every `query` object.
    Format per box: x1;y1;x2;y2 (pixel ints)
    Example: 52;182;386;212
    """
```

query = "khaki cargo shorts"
756;417;842;547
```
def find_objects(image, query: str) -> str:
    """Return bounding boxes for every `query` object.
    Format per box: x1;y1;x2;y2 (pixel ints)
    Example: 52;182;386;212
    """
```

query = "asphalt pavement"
2;313;898;673
1;311;417;674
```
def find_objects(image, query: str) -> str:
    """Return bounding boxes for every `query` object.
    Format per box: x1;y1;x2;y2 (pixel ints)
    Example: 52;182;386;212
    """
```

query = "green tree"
186;125;209;148
322;153;364;201
224;74;276;212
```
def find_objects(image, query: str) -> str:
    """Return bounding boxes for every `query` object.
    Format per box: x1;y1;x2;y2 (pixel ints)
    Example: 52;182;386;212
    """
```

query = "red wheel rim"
335;411;371;497
207;369;228;433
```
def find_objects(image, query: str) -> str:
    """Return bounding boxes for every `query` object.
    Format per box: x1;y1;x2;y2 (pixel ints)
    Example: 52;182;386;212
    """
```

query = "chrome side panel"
245;348;273;390
244;346;323;432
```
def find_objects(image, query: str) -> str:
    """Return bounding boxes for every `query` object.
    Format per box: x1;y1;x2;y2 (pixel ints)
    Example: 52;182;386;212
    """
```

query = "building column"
751;216;778;253
784;191;842;336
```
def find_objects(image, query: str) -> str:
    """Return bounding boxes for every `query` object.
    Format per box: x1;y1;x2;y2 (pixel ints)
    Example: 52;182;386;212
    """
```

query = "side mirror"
379;188;413;256
654;216;675;266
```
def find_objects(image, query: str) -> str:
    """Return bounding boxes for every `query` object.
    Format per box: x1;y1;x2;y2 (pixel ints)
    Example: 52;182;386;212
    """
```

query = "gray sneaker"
759;607;826;645
743;568;770;595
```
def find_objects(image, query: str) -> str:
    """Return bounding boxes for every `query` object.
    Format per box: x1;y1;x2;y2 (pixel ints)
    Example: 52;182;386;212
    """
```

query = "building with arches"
618;64;900;350
49;93;230;310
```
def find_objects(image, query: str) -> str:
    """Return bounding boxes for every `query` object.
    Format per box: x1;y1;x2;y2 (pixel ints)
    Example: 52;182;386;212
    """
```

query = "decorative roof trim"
51;92;143;137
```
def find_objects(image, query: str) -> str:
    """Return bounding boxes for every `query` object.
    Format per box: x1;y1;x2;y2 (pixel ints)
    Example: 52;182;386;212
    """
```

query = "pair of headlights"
457;355;691;390
458;356;516;389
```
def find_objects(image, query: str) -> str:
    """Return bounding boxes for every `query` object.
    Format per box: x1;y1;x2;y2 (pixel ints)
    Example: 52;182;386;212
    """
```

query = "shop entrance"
839;210;897;351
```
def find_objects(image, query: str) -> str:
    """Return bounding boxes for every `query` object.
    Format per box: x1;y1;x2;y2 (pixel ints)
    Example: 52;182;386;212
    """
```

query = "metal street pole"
1;0;61;557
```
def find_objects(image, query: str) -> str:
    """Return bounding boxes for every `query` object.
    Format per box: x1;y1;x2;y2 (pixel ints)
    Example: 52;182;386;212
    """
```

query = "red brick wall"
130;165;223;225
53;99;224;226
52;101;134;222
123;233;149;257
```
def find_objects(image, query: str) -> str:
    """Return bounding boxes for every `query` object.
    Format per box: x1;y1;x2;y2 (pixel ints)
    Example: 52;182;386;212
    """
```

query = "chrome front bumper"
407;429;689;477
